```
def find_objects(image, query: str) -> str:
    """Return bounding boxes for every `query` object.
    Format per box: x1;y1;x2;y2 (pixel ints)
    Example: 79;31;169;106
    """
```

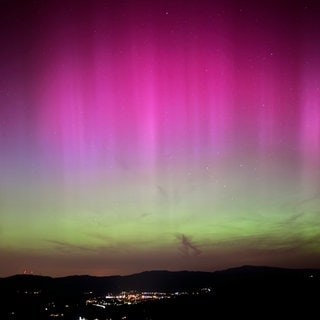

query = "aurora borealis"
1;0;320;276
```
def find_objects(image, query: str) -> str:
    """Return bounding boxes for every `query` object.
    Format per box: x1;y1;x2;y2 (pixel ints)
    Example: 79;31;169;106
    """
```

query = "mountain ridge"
2;264;319;279
1;265;319;295
1;265;319;319
0;264;320;280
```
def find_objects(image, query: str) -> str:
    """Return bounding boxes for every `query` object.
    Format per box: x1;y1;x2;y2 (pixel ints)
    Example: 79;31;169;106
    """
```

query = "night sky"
1;0;320;277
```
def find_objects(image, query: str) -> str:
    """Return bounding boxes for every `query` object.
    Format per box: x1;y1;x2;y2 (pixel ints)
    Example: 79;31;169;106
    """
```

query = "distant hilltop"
0;265;319;295
1;266;319;319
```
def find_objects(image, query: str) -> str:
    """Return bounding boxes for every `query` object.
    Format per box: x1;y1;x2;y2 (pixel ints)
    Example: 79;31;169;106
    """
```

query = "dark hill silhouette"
0;270;217;295
0;266;319;319
1;265;319;294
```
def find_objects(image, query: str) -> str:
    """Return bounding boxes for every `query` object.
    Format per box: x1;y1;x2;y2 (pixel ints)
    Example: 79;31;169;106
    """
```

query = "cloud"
46;240;92;254
157;184;196;207
176;234;202;256
138;212;152;219
282;212;305;225
283;192;320;215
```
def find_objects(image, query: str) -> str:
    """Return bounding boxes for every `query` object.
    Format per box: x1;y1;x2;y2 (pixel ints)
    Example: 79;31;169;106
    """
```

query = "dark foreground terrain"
0;266;319;319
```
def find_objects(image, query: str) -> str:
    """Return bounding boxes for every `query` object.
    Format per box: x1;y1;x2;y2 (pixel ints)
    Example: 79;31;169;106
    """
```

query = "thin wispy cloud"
46;240;92;254
176;234;202;256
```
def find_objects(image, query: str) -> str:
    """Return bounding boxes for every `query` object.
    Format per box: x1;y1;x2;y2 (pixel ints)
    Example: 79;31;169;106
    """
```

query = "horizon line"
2;264;319;279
